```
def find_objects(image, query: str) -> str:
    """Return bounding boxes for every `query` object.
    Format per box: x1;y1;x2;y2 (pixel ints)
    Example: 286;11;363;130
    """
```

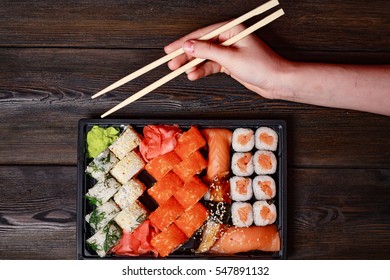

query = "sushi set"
77;119;287;259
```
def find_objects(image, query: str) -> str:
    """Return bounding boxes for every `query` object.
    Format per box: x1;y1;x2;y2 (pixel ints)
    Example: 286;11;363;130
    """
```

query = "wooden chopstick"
101;8;285;118
92;0;280;99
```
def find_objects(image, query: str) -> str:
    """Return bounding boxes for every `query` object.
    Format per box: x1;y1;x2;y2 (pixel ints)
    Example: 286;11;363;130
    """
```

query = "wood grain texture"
0;0;389;51
0;166;76;259
1;166;389;259
288;168;390;259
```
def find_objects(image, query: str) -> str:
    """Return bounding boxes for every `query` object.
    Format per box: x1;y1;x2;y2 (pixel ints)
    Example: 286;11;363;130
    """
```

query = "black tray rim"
77;118;287;260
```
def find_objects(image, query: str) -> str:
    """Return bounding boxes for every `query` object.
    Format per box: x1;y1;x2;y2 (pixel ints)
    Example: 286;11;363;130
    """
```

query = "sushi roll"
85;149;119;182
255;127;278;151
174;176;208;210
231;202;253;227
253;201;277;226
147;172;184;206
85;200;121;231
231;152;254;176
86;222;122;258
145;151;181;181
232;128;255;152
110;151;145;184
175;203;209;238
172;150;207;183
114;201;148;232
230;176;253;201
86;177;121;206
148;197;185;231
253;150;277;175
151;223;187;257
114;179;146;209
252;175;276;200
108;126;141;160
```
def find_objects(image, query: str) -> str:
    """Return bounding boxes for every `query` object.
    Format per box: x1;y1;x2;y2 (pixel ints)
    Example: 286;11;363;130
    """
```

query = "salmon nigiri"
209;225;280;254
202;128;233;183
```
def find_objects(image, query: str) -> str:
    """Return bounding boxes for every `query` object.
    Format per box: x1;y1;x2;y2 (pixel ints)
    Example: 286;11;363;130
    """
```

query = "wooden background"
0;0;389;259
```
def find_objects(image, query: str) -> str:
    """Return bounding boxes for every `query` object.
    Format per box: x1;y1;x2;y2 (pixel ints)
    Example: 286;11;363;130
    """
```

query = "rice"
232;128;255;152
255;127;278;151
253;201;277;226
230;176;253;201
231;202;253;227
253;150;277;175
231;152;254;176
252;175;276;200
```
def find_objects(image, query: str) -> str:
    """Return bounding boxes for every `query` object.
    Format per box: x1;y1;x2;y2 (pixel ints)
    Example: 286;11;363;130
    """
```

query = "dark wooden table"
0;0;389;260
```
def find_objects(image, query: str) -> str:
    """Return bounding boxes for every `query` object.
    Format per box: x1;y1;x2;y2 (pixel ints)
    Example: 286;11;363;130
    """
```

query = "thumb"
183;40;233;66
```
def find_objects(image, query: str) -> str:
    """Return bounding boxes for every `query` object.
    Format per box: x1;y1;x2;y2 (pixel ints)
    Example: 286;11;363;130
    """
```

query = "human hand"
164;21;291;100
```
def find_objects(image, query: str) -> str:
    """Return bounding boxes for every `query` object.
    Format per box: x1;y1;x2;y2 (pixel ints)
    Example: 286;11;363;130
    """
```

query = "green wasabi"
87;126;120;158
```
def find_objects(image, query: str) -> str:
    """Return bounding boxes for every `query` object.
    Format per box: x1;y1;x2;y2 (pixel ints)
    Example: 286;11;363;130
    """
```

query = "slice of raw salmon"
210;225;280;254
202;128;233;182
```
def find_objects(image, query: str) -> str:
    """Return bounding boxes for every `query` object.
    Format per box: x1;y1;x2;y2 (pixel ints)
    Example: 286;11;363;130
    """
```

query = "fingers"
187;61;223;81
168;40;236;81
167;38;234;71
164;21;227;54
183;40;235;67
167;53;192;70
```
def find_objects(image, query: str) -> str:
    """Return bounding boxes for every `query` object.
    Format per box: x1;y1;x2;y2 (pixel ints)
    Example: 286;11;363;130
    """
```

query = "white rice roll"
230;176;253;201
108;126;141;160
253;150;277;175
253;201;277;226
252;175;276;200
109;151;145;184
114;179;146;209
232;128;255;152
231;152;254;176
255;127;278;151
231;202;253;227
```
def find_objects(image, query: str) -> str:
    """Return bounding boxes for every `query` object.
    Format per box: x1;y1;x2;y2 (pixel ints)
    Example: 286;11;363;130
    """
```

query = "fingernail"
183;40;195;53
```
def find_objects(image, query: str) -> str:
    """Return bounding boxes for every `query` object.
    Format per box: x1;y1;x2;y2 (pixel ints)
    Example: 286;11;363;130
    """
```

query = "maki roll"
174;176;208;210
108;126;142;160
255;127;278;151
85;200;121;231
253;201;277;226
113;179;146;209
145;151;181;181
175;202;209;238
231;202;253;227
148;197;184;231
86;222;122;258
252;175;276;200
86;177;121;206
253;150;277;175
147;172;184;206
151;223;187;257
230;176;253;201
114;201;148;232
85;149;119;182
110;151;145;184
232;128;254;152
231;152;254;176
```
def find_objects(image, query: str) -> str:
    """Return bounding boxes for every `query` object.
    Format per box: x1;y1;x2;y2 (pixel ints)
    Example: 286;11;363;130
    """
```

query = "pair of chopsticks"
95;0;284;118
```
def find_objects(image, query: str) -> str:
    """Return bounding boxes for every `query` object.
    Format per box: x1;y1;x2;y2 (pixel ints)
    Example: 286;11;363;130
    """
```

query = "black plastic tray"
77;119;287;259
